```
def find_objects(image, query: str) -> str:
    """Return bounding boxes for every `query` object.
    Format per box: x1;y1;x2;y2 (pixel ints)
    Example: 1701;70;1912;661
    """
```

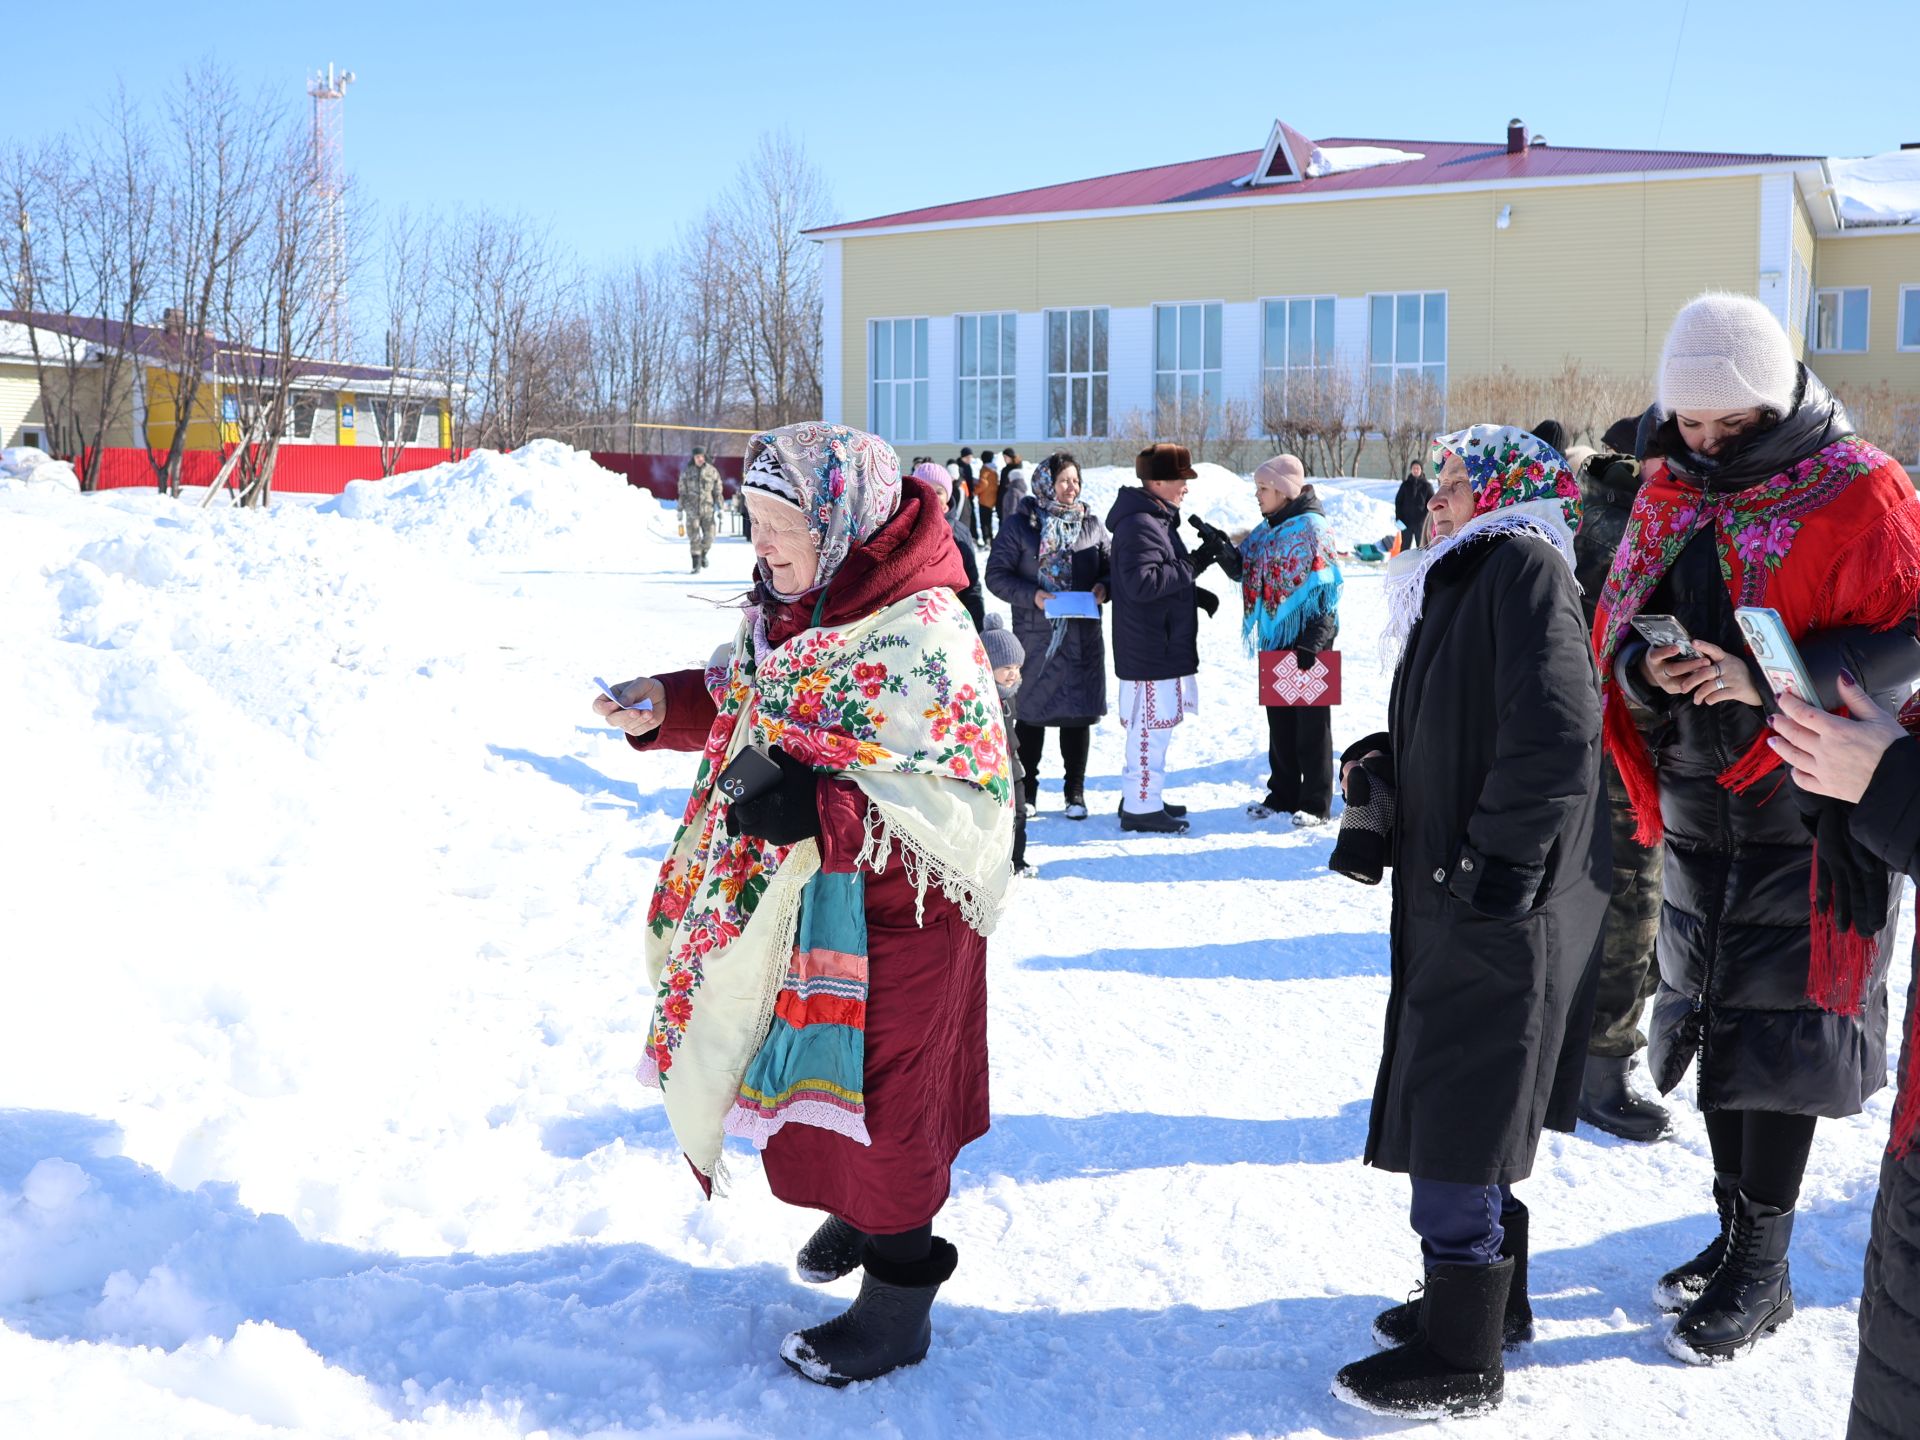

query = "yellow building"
809;120;1920;464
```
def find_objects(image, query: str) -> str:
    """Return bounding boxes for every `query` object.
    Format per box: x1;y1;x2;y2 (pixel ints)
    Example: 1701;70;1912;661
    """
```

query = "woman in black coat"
985;452;1111;819
1768;682;1920;1440
1598;297;1920;1364
1332;426;1606;1420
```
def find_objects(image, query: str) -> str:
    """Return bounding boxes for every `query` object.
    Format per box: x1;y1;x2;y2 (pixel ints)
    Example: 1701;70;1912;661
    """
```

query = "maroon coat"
632;479;990;1233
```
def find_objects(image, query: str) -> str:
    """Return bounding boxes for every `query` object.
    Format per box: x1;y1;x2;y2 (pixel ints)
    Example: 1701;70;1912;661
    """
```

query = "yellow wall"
1807;231;1920;393
338;392;358;445
142;365;228;451
840;174;1765;438
1790;191;1816;355
0;364;48;446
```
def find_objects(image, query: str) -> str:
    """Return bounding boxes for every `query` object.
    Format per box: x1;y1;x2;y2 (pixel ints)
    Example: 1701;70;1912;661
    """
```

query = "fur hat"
1135;443;1197;482
1657;292;1798;418
981;613;1025;671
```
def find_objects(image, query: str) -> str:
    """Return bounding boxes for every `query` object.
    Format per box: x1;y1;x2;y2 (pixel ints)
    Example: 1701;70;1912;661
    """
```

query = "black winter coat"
1614;384;1919;1117
1847;737;1920;1440
1363;532;1608;1186
1394;473;1434;543
984;497;1111;725
1572;454;1643;629
1106;485;1200;682
948;518;986;633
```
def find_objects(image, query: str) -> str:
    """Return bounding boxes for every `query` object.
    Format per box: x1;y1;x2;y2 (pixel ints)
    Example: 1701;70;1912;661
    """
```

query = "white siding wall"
820;240;844;425
1220;300;1261;410
1758;174;1793;330
1333;296;1370;380
1106;305;1152;430
927;314;955;446
1015;311;1044;446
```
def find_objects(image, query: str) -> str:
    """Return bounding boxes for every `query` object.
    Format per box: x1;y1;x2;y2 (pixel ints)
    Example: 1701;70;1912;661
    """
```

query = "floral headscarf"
745;423;903;599
1029;457;1090;661
1430;424;1580;532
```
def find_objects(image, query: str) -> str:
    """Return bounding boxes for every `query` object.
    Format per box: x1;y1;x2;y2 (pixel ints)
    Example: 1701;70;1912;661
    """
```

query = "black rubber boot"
1373;1202;1534;1349
1667;1191;1795;1363
780;1238;958;1386
1654;1172;1739;1311
1118;802;1190;834
1578;1053;1672;1142
795;1214;866;1284
1063;787;1088;820
1334;1258;1512;1418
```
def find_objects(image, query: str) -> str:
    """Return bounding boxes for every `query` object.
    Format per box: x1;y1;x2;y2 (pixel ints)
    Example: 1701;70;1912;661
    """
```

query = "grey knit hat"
1657;292;1798;418
981;613;1025;670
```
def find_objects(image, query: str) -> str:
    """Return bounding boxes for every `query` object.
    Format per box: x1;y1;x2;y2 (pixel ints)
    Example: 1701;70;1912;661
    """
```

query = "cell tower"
308;63;355;361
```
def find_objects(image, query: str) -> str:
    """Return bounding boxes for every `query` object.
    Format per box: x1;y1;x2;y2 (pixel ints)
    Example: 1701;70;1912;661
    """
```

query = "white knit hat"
1657;292;1798;417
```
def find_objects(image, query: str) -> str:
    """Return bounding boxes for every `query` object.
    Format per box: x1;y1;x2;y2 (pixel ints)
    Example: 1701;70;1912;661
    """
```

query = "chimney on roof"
1507;118;1529;155
162;307;185;335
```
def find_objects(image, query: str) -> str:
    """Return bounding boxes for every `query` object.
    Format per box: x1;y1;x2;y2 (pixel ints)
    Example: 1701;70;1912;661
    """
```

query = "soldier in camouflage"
1570;412;1671;1143
678;446;723;572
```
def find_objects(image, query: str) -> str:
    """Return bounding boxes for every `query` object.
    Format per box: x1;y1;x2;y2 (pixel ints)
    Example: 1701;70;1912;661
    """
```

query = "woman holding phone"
594;423;1014;1387
985;451;1112;819
1595;292;1920;1362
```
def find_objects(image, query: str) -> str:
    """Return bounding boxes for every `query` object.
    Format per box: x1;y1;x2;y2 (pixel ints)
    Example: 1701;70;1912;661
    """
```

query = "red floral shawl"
1592;435;1920;1014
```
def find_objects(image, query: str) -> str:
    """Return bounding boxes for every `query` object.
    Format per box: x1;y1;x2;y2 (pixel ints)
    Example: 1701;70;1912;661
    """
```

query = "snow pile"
1316;481;1399;552
1079;464;1399;552
1305;145;1426;178
1;444;81;493
322;439;677;564
1828;151;1920;227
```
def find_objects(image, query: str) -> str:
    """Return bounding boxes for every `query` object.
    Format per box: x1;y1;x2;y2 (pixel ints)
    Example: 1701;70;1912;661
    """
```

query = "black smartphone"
1630;613;1700;660
716;744;785;806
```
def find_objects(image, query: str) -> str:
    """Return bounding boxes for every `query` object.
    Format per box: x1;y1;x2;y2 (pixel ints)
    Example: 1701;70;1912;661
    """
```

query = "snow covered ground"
0;446;1906;1439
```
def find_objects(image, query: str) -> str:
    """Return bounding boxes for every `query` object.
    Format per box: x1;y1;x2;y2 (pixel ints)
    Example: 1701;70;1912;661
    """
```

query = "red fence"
89;446;468;495
81;446;741;500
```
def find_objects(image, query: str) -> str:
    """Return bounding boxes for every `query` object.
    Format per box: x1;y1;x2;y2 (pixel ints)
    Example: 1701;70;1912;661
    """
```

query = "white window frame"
1044;306;1109;440
1367;290;1448;423
955;311;1016;443
1259;294;1338;413
869;316;930;444
1789;252;1811;339
1151;300;1225;426
1898;285;1920;354
1811;286;1870;355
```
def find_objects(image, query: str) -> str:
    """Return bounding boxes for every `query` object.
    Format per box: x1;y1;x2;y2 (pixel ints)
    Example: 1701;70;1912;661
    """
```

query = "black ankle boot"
1372;1202;1533;1349
781;1238;959;1386
795;1214;867;1284
1667;1191;1795;1363
1654;1172;1738;1311
1335;1258;1512;1418
1578;1053;1672;1142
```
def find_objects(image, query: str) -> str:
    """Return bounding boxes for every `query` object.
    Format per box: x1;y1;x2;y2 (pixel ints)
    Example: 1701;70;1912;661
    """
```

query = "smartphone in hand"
1629;613;1700;660
593;676;654;713
1734;608;1819;705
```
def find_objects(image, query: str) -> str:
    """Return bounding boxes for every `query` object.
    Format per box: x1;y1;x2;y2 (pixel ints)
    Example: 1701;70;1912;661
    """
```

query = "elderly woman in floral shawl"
1332;426;1607;1420
597;422;1013;1387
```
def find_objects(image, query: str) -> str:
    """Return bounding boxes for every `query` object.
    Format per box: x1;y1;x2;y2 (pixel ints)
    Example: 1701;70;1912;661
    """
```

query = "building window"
957;312;1015;442
1045;306;1108;439
1789;253;1811;337
1153;302;1223;423
1261;296;1336;412
1899;287;1920;353
1369;291;1447;398
1812;287;1869;353
869;317;929;443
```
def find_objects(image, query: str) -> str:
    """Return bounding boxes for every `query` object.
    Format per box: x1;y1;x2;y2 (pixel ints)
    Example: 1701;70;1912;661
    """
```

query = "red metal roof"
809;135;1816;236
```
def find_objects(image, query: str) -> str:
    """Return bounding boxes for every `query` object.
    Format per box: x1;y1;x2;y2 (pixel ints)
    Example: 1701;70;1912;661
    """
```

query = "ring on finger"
1716;675;1727;690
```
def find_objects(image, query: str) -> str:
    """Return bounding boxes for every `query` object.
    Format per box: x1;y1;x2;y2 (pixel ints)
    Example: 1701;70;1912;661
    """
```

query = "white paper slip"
1042;591;1101;620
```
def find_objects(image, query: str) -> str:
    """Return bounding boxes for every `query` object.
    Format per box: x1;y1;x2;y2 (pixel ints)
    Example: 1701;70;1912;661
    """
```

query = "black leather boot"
1578;1053;1672;1142
1117;801;1190;834
1654;1172;1739;1311
1666;1191;1795;1363
781;1238;958;1386
794;1214;866;1284
1334;1258;1511;1418
1372;1201;1533;1349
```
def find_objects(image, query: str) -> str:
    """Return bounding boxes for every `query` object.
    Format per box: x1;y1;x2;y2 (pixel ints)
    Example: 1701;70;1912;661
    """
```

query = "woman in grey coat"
986;452;1111;819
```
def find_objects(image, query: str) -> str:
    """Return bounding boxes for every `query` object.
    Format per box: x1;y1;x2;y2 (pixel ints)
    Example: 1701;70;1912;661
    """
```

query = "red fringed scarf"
1591;436;1920;1029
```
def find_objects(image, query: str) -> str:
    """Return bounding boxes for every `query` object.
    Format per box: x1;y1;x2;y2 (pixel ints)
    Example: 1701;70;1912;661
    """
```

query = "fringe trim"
726;1096;872;1151
1378;504;1576;665
1603;690;1666;847
1804;844;1878;1018
858;803;1007;937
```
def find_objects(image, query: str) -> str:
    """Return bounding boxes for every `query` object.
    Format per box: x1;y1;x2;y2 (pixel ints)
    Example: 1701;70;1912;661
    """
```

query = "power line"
1653;0;1691;147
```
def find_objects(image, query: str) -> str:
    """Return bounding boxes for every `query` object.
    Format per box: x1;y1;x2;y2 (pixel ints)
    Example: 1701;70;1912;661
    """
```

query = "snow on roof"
1303;145;1426;179
1828;150;1920;227
0;318;90;365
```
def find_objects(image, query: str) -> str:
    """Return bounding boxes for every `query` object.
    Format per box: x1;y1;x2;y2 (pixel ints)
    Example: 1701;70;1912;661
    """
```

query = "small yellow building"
809;120;1920;465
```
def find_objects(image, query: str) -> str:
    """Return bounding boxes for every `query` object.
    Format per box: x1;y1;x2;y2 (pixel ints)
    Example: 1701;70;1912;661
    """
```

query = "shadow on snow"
1019;933;1386;982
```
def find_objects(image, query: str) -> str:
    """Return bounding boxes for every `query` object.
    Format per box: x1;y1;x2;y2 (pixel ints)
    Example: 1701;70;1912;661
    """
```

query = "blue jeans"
1410;1178;1521;1267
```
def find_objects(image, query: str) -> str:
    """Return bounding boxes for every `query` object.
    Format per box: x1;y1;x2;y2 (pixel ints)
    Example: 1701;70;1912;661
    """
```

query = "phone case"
1629;614;1698;657
716;745;785;806
1734;607;1819;705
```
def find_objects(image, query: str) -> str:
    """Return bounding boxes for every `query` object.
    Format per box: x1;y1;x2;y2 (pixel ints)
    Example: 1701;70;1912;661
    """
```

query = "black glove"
1186;536;1220;577
1294;647;1318;670
1187;513;1231;550
1806;797;1888;939
1195;586;1219;618
724;746;822;845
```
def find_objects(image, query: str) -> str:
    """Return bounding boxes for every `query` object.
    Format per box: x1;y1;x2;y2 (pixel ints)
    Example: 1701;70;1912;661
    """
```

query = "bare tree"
675;206;737;453
1377;373;1448;479
369;206;438;474
719;130;830;428
587;251;677;453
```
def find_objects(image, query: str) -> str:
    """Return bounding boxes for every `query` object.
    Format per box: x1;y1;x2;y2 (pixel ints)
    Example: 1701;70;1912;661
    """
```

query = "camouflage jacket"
677;460;722;511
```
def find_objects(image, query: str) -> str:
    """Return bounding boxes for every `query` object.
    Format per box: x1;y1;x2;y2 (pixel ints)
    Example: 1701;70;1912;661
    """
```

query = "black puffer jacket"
1362;531;1608;1185
1572;452;1643;628
1106;485;1200;682
1846;738;1920;1440
1616;374;1920;1116
948;518;986;633
984;496;1111;725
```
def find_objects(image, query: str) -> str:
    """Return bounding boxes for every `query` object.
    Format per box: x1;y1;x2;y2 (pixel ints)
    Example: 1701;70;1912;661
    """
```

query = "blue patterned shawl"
1239;501;1342;653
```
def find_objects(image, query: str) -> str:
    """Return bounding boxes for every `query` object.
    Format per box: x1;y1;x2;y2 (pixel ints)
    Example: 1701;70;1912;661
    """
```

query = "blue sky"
9;0;1915;268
